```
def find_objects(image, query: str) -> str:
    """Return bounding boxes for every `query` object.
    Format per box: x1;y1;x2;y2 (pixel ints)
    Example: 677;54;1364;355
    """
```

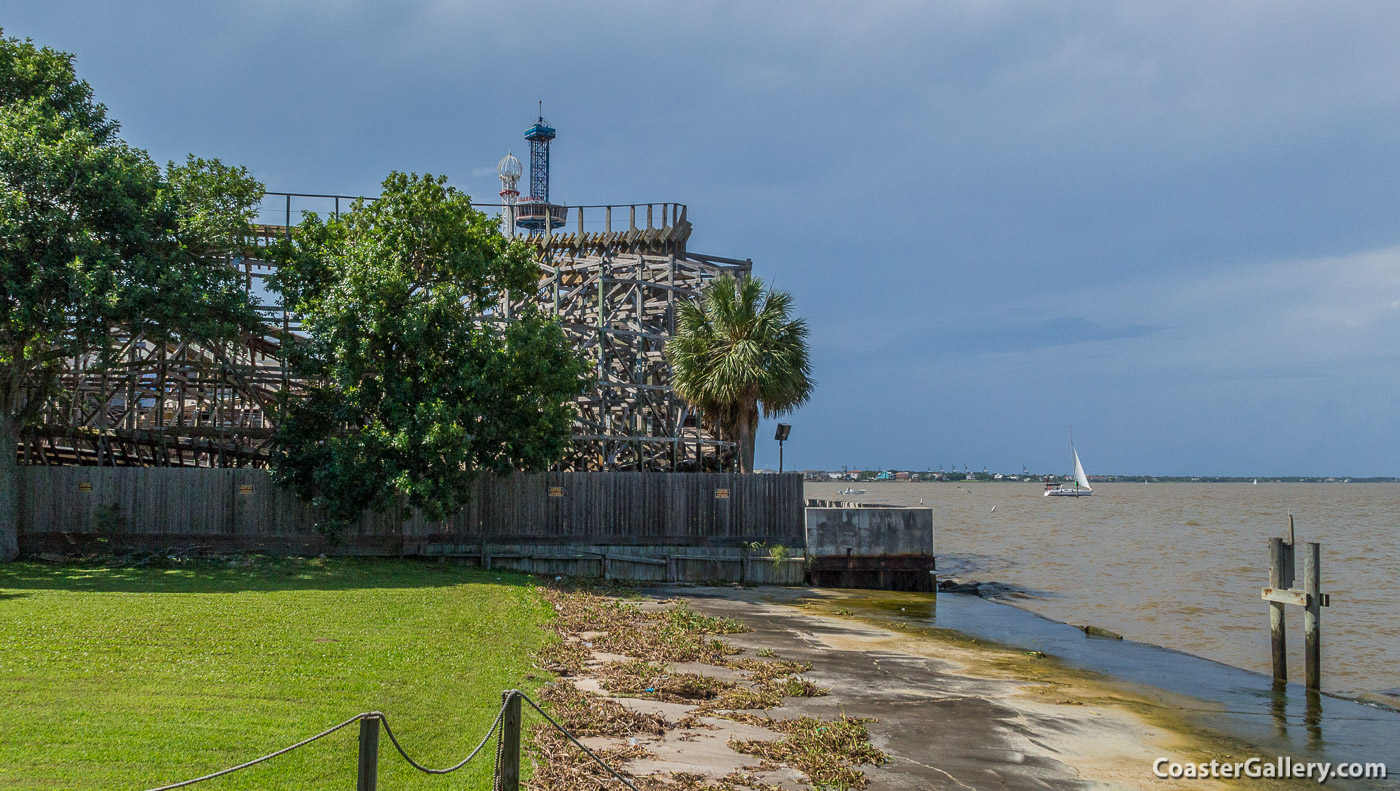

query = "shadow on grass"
0;557;536;594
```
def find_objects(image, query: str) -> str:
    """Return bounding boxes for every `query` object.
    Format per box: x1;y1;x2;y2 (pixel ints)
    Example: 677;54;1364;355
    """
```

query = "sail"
1072;447;1092;491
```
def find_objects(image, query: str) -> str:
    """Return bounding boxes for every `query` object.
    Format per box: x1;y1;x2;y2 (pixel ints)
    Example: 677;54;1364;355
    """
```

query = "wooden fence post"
498;690;522;791
1304;541;1321;690
357;715;379;791
1267;537;1289;683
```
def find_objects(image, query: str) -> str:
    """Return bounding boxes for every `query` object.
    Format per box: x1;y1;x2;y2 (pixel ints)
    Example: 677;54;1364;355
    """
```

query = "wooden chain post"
498;690;522;791
357;715;379;791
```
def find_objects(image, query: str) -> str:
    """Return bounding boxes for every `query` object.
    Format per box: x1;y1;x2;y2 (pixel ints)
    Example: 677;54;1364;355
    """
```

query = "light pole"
775;423;792;473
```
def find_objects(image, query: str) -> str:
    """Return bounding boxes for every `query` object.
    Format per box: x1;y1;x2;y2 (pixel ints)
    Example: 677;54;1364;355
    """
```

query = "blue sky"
10;2;1400;476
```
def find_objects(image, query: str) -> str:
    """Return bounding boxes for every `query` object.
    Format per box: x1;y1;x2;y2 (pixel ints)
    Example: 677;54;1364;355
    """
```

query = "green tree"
0;31;263;560
270;172;586;536
667;273;813;473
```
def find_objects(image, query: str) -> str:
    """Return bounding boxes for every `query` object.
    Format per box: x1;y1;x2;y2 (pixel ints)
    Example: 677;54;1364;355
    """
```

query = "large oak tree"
269;172;586;536
0;31;263;559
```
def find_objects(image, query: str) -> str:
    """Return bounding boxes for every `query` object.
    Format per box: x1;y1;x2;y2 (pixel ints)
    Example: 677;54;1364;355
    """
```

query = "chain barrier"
139;689;639;790
379;696;508;774
142;712;371;791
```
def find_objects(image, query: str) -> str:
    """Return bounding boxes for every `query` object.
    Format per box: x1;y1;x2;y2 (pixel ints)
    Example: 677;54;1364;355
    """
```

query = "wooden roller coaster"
18;196;748;471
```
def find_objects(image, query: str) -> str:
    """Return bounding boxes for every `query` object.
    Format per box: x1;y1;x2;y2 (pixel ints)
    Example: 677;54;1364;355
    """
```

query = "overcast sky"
10;2;1400;476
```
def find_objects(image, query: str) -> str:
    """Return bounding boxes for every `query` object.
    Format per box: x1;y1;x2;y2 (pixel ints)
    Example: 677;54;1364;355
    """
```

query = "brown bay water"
805;481;1400;697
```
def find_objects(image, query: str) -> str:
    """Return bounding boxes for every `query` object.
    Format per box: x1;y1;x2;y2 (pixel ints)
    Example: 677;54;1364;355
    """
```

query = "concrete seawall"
805;506;936;591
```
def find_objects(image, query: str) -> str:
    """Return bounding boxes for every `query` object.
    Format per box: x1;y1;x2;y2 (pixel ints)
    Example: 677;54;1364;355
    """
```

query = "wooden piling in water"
1304;541;1321;690
1262;518;1329;690
1268;537;1290;683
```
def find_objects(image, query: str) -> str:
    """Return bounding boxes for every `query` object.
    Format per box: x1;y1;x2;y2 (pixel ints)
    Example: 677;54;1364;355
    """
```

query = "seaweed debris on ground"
541;586;746;664
526;727;651;791
528;581;883;791
729;716;887;790
598;659;736;702
537;680;667;737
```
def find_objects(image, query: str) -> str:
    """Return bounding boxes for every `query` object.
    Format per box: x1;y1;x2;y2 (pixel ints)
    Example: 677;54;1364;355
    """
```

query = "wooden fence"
18;467;805;557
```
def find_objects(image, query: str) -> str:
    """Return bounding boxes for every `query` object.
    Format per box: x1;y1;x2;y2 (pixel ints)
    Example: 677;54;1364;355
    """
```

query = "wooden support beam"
1261;587;1308;607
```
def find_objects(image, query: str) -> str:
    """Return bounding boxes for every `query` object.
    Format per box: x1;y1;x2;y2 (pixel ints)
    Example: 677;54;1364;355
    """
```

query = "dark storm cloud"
8;1;1400;474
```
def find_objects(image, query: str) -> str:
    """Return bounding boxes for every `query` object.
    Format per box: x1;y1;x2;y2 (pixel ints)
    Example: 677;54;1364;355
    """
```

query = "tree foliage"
0;30;263;560
269;172;587;535
666;273;813;473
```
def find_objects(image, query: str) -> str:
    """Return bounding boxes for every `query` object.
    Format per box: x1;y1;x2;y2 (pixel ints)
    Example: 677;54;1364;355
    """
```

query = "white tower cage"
498;151;522;237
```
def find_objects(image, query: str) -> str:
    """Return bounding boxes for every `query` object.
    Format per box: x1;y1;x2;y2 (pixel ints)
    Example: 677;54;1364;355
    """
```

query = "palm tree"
667;273;813;473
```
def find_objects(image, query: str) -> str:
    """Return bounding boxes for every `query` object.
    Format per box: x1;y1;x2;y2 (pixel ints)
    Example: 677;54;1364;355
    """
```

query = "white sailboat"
1044;429;1093;497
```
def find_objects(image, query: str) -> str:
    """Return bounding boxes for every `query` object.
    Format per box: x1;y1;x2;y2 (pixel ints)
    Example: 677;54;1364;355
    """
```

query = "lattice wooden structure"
17;196;748;471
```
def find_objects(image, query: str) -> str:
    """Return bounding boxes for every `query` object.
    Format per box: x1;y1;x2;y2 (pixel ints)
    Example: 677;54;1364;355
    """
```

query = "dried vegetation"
527;727;650;791
537;680;666;738
543;587;746;665
730;716;887;790
598;659;736;702
528;581;882;791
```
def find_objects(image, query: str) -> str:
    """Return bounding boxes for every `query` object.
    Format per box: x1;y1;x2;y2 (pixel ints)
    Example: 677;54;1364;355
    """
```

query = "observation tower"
514;104;566;233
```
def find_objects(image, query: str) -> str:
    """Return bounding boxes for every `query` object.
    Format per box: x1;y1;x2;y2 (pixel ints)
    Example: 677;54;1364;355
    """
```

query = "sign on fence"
548;486;564;497
715;488;730;499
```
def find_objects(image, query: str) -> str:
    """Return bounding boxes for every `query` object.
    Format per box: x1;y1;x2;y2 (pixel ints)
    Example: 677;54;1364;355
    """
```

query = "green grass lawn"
0;557;552;790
